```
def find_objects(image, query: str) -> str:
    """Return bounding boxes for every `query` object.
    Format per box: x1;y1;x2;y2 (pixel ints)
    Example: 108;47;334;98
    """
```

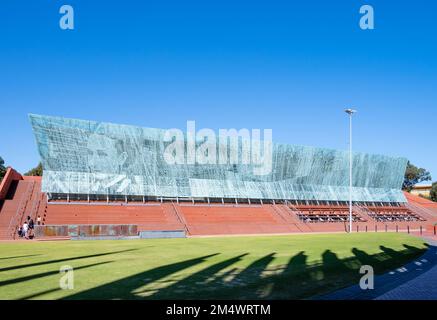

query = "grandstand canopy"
29;114;408;203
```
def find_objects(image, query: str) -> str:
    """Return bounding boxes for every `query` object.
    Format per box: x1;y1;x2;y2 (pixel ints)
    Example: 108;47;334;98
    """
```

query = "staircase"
162;202;190;234
277;204;313;232
263;204;307;233
353;205;373;222
405;202;435;221
0;180;36;239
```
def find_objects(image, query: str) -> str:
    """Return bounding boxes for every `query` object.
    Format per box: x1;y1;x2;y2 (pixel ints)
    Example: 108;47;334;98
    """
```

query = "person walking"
28;217;35;239
22;222;29;240
17;226;23;238
29;217;34;230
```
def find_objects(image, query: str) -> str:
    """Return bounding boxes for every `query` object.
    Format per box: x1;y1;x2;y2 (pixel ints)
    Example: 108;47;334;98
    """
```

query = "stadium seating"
0;171;436;240
364;207;424;222
0;180;31;239
176;204;303;235
42;203;184;232
292;205;366;223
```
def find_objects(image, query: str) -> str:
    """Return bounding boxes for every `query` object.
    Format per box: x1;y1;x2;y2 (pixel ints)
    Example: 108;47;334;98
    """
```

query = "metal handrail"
354;205;373;221
284;201;305;221
170;202;190;234
30;185;45;221
270;204;289;223
404;202;430;221
15;181;36;238
28;184;40;220
8;181;34;239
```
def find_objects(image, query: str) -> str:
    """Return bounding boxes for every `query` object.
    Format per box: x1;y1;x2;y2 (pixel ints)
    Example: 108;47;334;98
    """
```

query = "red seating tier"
1;174;436;239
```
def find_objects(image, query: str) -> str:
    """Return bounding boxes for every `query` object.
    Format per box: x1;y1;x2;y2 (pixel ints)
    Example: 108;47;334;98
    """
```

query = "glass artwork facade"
29;114;408;203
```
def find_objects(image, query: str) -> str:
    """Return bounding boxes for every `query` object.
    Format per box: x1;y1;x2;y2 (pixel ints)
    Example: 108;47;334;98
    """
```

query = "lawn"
0;233;428;300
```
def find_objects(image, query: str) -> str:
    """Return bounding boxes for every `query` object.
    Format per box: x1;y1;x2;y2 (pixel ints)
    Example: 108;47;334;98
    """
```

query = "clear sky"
1;0;436;179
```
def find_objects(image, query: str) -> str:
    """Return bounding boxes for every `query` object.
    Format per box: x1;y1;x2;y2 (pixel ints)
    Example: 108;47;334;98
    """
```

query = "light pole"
345;108;357;233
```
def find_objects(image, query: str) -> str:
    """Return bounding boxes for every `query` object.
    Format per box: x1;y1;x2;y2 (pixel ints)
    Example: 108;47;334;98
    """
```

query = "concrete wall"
0;167;23;200
35;224;138;238
139;230;186;239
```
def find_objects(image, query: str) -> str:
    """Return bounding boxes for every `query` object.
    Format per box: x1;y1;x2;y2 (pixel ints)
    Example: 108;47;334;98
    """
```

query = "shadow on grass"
19;288;63;300
149;253;249;299
0;249;137;273
318;243;437;300
61;243;427;300
1;261;113;287
0;254;40;261
65;254;219;300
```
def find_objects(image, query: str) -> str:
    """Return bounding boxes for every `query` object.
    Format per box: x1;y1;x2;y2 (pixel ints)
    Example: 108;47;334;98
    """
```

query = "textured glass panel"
30;114;408;203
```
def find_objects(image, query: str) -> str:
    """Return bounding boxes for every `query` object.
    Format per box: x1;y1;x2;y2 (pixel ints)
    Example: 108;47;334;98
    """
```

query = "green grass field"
0;233;428;300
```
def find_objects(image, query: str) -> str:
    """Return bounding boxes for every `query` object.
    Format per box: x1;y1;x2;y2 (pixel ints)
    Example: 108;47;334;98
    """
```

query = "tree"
25;162;43;176
430;182;437;202
403;161;432;191
0;156;6;182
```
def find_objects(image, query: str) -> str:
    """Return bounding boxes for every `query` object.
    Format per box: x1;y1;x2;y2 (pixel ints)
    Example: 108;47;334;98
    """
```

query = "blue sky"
1;0;436;179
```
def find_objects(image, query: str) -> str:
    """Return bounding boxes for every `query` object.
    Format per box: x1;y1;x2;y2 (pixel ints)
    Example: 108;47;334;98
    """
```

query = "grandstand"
0;114;436;240
0;168;435;240
0;168;436;240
